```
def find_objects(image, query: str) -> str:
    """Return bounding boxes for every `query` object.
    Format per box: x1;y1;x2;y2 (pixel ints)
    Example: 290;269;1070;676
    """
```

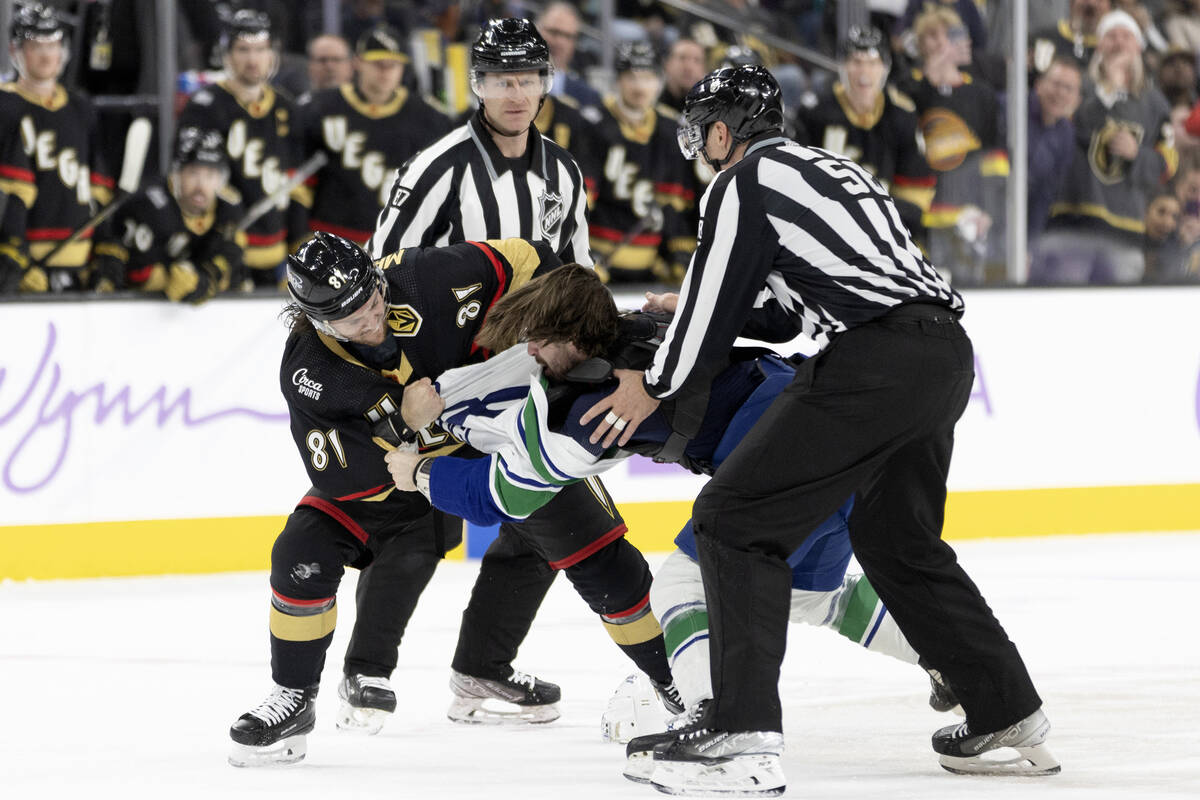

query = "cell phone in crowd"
1185;200;1200;217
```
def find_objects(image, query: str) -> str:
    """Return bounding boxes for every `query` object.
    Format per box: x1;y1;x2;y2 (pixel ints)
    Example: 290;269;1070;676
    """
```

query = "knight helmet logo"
386;304;423;336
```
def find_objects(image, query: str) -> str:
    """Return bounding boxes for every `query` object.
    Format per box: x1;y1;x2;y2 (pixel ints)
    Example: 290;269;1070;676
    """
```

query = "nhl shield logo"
539;190;565;238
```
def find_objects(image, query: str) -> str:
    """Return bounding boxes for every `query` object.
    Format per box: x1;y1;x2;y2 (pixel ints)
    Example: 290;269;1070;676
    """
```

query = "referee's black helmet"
286;233;387;333
679;65;783;157
471;18;552;77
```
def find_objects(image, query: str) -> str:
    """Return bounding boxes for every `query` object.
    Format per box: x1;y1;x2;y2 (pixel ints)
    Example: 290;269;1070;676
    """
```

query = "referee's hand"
581;369;661;448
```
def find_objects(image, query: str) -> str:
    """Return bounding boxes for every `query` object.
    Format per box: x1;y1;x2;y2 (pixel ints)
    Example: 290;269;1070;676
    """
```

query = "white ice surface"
2;533;1198;799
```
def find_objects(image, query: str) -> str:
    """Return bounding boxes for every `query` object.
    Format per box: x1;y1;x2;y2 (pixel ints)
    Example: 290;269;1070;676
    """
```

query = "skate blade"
335;701;390;735
228;734;307;767
651;755;786;797
447;696;560;725
623;751;655;784
939;742;1061;776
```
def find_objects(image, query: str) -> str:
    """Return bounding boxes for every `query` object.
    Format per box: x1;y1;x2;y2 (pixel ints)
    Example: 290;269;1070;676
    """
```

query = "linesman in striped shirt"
585;66;1058;794
367;18;590;266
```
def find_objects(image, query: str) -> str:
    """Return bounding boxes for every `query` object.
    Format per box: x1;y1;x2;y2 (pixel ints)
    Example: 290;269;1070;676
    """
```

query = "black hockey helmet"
839;25;891;68
10;2;66;43
173;127;228;172
357;24;408;63
471;18;552;78
715;44;762;70
286;232;387;336
220;8;272;51
677;65;783;163
615;40;659;74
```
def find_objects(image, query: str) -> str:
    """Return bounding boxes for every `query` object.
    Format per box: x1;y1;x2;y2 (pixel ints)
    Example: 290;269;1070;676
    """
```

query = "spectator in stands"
794;25;934;238
1158;45;1198;108
1028;56;1083;246
909;5;1007;284
1030;0;1112;76
1033;9;1176;284
307;34;353;94
659;37;708;114
1142;190;1186;281
1163;0;1200;52
537;1;602;108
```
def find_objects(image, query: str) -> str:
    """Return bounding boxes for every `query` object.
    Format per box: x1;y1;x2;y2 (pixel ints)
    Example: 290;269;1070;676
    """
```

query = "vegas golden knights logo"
386;304;422;336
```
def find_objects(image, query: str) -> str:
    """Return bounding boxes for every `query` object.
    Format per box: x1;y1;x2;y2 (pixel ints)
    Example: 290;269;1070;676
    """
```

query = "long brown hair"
475;264;619;355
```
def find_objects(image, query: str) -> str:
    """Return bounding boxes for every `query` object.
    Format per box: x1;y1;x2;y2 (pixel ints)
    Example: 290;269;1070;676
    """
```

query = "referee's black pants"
692;303;1042;735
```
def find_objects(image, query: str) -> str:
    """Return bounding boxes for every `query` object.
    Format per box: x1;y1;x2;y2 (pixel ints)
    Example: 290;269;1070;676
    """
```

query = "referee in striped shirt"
587;66;1056;793
367;19;590;266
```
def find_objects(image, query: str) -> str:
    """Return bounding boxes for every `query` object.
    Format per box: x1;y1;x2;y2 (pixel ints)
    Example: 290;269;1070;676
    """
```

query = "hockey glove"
165;259;218;304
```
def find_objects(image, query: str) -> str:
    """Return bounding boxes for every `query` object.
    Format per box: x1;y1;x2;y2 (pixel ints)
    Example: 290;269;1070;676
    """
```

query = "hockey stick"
32;116;152;268
232;150;328;233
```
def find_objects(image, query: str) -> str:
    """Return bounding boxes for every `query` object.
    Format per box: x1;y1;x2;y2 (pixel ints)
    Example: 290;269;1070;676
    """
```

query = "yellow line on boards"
3;484;1199;580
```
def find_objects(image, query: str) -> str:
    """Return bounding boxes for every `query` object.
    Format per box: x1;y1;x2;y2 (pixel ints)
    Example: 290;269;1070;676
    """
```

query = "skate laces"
249;686;305;725
355;675;392;692
508;669;537;691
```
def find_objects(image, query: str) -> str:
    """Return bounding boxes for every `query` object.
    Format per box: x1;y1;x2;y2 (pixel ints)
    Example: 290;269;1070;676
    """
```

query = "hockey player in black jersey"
90;127;245;302
0;3;112;294
229;232;676;765
795;26;935;238
177;9;301;287
294;25;453;246
583;41;697;285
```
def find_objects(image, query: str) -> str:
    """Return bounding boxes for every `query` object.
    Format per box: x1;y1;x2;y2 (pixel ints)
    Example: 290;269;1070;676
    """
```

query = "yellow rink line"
3;483;1199;580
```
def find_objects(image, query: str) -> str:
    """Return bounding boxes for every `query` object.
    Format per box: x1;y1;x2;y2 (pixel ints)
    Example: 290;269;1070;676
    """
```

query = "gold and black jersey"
908;71;1008;230
581;99;697;278
177;81;298;272
91;178;245;290
0;82;112;269
795;84;935;234
279;238;560;522
295;84;453;246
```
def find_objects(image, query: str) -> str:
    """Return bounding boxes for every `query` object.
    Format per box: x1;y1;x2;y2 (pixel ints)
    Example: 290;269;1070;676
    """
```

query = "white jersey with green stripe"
434;344;628;519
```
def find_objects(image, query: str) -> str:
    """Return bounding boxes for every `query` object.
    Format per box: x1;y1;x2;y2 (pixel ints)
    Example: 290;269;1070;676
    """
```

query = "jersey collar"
468;110;548;181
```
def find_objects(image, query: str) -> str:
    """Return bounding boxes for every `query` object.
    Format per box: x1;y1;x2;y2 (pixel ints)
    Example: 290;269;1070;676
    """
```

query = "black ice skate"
932;708;1061;776
923;664;963;715
228;685;317;767
622;699;709;784
648;714;785;796
447;668;561;724
335;673;397;735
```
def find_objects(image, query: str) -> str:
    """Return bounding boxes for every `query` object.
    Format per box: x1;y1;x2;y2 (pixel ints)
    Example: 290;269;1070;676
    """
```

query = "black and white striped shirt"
647;137;963;400
367;111;591;266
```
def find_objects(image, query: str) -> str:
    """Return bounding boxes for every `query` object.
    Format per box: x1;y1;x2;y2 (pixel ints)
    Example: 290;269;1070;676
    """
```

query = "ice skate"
228;685;317;767
933;708;1060;776
335;674;396;735
623;700;709;783
649;723;786;797
925;665;963;715
602;673;687;744
447;668;560;724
